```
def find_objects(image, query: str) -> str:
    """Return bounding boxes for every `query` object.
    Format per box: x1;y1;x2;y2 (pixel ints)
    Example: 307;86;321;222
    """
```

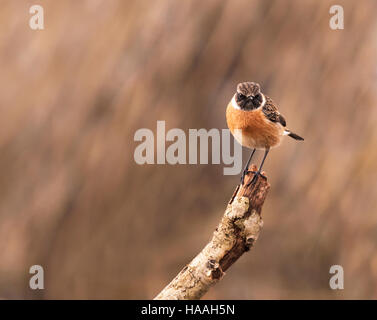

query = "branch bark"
154;164;270;300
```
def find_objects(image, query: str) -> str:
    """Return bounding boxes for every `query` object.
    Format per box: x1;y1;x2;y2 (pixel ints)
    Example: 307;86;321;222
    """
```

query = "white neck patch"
231;95;241;110
260;93;266;108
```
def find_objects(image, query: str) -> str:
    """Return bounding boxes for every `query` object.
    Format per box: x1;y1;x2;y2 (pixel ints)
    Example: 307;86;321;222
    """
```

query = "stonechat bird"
226;81;304;185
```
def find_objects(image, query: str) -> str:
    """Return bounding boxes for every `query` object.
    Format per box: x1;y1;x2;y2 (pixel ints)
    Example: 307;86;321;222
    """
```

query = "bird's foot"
240;169;248;186
246;170;266;187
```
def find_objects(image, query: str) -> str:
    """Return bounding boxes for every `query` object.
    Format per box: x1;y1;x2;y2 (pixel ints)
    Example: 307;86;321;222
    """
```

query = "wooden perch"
154;164;270;300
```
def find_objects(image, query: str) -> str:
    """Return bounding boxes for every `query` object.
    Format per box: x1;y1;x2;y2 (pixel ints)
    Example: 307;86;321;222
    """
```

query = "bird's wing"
262;96;286;127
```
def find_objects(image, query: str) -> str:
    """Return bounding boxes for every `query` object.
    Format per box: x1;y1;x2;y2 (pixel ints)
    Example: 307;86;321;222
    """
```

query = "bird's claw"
246;170;266;187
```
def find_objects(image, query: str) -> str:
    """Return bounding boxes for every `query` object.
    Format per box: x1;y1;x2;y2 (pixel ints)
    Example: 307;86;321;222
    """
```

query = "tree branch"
154;164;270;300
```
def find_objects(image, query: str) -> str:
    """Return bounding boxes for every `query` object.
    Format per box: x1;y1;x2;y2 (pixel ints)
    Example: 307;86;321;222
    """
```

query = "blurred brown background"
0;0;377;299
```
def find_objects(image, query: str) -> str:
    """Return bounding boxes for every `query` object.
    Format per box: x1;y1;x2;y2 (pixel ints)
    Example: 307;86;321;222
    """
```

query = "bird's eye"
237;93;246;100
254;94;263;102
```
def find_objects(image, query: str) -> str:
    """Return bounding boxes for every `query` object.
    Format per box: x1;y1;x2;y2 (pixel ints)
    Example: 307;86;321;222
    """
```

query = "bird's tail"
284;130;304;141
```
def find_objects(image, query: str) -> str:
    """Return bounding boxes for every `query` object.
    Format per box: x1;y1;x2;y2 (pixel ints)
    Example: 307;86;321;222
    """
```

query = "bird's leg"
247;148;269;186
258;147;269;173
240;148;256;185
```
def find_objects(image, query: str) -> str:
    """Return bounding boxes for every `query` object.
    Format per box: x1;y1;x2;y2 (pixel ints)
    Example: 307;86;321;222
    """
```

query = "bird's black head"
235;82;265;110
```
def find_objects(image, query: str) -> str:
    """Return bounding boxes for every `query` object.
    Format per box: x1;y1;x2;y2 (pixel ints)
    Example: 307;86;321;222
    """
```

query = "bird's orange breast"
226;101;283;149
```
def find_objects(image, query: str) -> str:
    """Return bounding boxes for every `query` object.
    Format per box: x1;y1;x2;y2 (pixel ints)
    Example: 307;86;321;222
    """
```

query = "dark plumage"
237;82;260;97
262;96;286;127
287;132;304;140
235;82;264;110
